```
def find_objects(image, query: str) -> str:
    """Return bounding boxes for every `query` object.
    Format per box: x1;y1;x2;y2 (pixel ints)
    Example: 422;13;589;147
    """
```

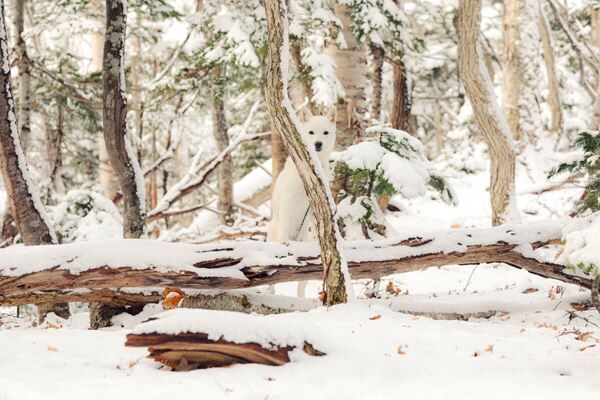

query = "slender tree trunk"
592;7;600;128
46;101;65;195
502;0;522;141
539;5;563;134
13;0;30;152
390;60;412;132
502;0;544;143
369;43;384;122
289;41;316;112
264;0;350;305
458;0;520;226
91;0;119;200
102;0;146;238
324;3;367;149
0;1;68;321
210;67;234;226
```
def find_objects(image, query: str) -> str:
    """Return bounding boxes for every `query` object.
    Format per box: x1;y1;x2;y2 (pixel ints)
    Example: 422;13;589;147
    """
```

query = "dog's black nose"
315;141;323;151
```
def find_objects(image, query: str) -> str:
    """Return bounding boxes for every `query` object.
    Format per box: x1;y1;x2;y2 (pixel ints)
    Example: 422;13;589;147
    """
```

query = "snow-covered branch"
0;221;592;307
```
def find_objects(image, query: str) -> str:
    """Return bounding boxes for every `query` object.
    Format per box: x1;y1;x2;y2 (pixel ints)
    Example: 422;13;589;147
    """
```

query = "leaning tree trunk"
263;0;351;305
0;1;69;321
2;0;31;244
210;67;234;226
539;5;563;134
324;3;367;149
102;0;146;238
457;0;520;226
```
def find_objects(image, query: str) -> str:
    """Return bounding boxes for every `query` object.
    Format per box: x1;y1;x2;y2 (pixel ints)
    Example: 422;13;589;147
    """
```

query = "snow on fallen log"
0;220;593;306
125;309;327;370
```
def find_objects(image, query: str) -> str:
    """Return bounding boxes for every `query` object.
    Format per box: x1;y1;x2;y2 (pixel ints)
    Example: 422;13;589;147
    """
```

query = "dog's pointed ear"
326;106;337;123
299;107;313;123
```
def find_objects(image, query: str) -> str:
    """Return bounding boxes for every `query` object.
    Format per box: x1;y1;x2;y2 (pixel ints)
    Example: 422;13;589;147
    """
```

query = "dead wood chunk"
125;332;323;370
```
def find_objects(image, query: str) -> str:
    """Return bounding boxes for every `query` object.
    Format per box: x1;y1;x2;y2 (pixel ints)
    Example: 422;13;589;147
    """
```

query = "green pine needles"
549;130;600;214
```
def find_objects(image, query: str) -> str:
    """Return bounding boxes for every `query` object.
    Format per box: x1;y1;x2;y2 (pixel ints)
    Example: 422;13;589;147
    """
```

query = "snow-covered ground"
1;164;599;399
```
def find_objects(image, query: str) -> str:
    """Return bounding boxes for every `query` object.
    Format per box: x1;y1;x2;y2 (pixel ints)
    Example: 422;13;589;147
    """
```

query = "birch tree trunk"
13;0;30;152
324;3;367;149
457;0;520;226
210;67;234;226
0;1;69;321
263;0;350;305
369;43;384;122
501;0;544;143
539;5;563;134
92;0;119;200
102;0;146;238
501;0;522;141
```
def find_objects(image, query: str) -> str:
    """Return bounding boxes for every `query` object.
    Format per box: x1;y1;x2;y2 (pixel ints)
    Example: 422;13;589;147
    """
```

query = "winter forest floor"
1;160;600;399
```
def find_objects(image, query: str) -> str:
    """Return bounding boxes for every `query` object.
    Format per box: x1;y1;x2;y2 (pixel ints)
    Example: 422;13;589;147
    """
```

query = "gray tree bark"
457;0;520;226
102;0;146;238
210;67;234;225
264;0;349;305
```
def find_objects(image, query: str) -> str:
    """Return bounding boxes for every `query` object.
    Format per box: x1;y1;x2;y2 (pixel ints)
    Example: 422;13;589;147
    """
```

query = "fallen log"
125;309;326;370
0;220;593;306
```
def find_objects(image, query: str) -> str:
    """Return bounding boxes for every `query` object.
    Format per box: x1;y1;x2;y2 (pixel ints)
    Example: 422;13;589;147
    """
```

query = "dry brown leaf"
576;332;592;342
571;303;591;311
161;288;185;310
47;346;59;352
369;314;382;321
43;323;62;329
397;346;406;355
484;344;494;352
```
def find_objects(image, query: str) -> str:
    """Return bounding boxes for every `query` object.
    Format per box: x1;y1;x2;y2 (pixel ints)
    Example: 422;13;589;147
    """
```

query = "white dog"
268;106;337;242
267;106;337;297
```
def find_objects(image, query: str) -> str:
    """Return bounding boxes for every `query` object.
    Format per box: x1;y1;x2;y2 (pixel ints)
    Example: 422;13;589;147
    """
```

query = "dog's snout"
315;141;323;151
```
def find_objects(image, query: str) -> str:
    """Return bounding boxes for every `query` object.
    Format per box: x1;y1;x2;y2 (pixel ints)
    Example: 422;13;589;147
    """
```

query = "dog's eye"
308;130;314;135
323;131;329;135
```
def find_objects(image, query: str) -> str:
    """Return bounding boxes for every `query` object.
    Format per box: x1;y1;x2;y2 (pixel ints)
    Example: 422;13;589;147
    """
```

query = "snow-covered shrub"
549;131;600;214
332;125;456;239
47;190;123;243
561;212;600;280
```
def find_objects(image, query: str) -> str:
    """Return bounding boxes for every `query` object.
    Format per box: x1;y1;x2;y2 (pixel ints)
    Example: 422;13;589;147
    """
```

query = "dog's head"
299;106;337;160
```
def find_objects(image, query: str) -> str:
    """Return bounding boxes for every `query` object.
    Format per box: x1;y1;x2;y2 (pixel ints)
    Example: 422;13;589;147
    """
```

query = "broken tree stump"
125;309;326;370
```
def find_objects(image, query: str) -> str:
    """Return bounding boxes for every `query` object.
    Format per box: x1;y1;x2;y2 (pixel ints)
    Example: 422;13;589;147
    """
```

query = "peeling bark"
102;0;146;238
